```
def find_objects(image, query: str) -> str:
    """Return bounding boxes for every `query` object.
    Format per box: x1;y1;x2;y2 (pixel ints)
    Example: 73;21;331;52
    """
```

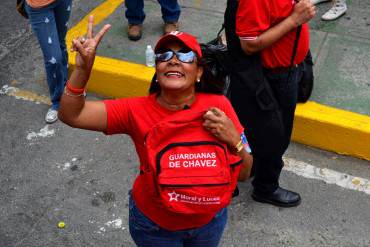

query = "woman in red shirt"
59;16;252;246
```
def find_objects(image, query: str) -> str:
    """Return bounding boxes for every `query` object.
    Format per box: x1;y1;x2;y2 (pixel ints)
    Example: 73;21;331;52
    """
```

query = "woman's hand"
203;107;253;181
203;107;240;147
290;0;316;27
71;15;111;79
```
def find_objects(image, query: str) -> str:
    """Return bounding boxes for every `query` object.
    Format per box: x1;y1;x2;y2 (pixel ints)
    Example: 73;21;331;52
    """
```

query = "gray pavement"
1;0;370;246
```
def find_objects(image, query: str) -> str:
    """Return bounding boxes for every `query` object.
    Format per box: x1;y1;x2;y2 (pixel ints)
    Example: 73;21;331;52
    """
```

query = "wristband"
234;140;244;153
66;80;85;94
64;87;86;97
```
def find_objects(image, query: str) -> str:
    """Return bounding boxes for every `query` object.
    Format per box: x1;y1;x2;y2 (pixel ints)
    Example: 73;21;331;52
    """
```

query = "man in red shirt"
225;0;315;207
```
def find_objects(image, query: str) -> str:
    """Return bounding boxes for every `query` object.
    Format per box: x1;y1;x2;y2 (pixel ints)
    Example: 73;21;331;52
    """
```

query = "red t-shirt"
236;0;310;68
104;93;244;230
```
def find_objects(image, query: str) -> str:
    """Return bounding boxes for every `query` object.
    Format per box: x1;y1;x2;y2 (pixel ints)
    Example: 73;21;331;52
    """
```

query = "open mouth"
164;71;184;78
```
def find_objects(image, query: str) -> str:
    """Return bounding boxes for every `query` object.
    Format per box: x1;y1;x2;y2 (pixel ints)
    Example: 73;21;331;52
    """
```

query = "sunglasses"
155;50;196;64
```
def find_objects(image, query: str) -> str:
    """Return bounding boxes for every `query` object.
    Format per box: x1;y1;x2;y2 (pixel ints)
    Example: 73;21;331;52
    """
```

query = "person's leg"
125;0;145;40
53;0;72;110
322;0;347;21
25;1;64;122
251;66;303;207
158;0;180;23
125;0;145;24
251;155;283;194
184;208;227;247
267;69;301;152
158;0;180;34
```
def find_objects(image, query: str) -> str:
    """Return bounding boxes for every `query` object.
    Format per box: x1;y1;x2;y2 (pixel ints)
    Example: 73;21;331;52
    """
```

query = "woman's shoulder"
105;95;152;110
114;95;152;103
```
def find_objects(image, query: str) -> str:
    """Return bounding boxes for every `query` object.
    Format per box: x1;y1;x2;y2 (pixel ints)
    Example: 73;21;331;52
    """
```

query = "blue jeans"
128;193;227;247
125;0;180;24
251;65;304;193
25;0;72;110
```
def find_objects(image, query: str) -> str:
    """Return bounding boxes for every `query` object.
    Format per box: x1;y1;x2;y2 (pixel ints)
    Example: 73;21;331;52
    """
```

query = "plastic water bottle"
145;45;155;67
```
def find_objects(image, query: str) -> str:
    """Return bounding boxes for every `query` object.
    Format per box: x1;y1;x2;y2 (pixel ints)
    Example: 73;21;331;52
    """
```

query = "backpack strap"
217;24;225;40
287;0;303;83
290;26;303;68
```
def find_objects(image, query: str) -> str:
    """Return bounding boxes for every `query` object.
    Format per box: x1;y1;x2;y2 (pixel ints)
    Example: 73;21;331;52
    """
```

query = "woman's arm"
58;16;111;131
203;107;253;181
240;0;316;55
236;149;253;182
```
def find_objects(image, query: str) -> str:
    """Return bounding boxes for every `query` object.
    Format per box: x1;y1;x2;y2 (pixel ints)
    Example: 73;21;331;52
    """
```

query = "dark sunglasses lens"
177;51;195;63
155;51;174;62
155;50;195;63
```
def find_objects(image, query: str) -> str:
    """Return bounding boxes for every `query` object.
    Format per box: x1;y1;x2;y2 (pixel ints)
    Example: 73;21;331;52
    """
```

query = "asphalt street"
1;0;370;246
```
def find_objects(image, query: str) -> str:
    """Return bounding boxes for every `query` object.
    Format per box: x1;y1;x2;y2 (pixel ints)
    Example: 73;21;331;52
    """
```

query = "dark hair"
148;60;225;95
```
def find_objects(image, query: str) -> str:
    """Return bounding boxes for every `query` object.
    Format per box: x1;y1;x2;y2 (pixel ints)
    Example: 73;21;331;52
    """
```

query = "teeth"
166;72;182;76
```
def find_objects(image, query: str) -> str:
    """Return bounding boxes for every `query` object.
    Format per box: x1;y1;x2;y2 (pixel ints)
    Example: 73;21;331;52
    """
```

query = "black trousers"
224;0;303;193
251;67;303;193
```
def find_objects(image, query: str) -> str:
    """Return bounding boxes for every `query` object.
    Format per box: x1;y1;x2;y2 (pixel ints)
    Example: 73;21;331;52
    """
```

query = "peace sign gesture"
71;15;111;76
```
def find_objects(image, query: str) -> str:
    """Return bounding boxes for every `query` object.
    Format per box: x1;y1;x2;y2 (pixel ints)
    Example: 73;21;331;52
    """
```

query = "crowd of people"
24;0;348;246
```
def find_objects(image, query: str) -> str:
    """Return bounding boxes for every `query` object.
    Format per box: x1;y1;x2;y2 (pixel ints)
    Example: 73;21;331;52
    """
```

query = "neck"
157;91;196;111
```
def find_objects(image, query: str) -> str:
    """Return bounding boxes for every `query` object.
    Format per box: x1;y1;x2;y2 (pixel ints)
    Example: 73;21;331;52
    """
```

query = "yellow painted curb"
66;0;370;161
76;57;370;162
66;0;154;97
69;56;154;98
66;0;124;47
293;102;370;161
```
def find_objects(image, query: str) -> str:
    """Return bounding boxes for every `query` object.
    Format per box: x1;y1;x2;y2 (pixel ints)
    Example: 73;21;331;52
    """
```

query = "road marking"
3;86;369;195
26;125;55;140
0;85;51;105
105;219;124;230
284;158;370;195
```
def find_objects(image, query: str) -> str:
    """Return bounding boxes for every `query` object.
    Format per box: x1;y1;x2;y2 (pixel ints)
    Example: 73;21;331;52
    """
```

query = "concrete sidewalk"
66;0;370;161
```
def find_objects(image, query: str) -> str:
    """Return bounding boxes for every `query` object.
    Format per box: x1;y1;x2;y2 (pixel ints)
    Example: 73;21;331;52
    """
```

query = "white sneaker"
322;0;347;21
45;108;58;124
311;0;331;5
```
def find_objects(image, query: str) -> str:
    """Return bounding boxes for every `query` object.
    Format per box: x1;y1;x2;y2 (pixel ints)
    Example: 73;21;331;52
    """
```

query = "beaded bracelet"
64;87;86;97
66;80;85;94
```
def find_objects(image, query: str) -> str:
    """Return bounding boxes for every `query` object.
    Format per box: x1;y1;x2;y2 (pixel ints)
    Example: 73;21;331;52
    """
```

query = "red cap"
154;31;202;58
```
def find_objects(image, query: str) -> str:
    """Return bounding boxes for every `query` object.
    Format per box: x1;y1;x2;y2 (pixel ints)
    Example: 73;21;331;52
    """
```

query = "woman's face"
155;41;203;93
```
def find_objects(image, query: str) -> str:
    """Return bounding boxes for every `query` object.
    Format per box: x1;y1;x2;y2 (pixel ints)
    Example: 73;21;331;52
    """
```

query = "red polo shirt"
236;0;310;69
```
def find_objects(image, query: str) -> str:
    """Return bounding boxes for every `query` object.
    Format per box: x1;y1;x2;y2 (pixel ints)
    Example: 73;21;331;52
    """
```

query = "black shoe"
251;187;301;207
